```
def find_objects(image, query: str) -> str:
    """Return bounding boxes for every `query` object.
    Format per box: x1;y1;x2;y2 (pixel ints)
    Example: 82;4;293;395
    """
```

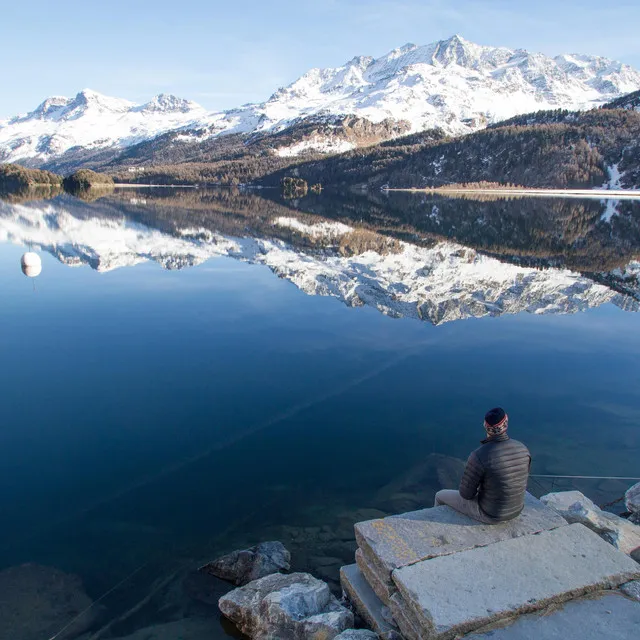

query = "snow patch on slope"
275;138;356;157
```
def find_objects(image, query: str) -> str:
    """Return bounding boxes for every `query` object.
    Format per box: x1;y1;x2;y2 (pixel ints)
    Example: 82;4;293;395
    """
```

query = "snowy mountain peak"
0;89;204;165
430;34;479;66
72;89;135;113
24;96;74;121
137;93;202;114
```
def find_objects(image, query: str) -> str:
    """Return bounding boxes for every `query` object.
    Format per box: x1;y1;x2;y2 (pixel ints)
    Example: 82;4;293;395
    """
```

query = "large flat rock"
465;591;640;639
388;592;422;640
339;564;399;639
355;493;566;583
356;548;395;605
392;523;640;640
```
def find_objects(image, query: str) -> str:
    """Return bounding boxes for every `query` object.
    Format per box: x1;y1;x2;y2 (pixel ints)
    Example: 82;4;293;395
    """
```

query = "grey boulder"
626;482;640;523
219;572;353;640
541;490;640;557
334;631;379;639
200;541;290;586
621;580;640;602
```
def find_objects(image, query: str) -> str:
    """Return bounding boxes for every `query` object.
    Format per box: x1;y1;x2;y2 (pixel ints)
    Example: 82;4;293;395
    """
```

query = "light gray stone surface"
356;548;395;605
340;564;399;639
219;571;353;640
392;523;640;639
541;490;640;557
334;630;380;640
465;591;640;639
355;493;566;581
388;592;421;640
621;580;640;602
200;541;290;586
625;482;640;515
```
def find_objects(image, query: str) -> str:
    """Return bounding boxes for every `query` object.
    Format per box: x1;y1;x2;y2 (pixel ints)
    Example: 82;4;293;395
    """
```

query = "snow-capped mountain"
1;197;638;325
0;90;206;166
2;35;640;168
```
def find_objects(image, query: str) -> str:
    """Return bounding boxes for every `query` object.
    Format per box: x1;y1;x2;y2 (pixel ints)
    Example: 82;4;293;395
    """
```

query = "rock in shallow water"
334;630;379;639
626;482;640;520
541;490;640;557
218;571;354;639
621;580;640;601
200;541;291;586
0;563;101;640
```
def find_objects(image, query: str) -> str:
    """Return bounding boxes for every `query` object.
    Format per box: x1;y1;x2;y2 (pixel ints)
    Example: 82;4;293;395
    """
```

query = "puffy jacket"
459;433;531;521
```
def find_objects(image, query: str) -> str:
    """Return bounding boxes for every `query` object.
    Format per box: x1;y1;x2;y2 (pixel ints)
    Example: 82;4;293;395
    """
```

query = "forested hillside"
259;108;640;190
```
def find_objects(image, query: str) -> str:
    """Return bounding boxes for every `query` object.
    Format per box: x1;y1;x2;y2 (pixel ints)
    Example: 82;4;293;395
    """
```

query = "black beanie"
484;407;507;427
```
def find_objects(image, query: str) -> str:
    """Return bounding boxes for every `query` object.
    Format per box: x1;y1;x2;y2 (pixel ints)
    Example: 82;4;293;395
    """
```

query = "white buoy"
21;252;42;278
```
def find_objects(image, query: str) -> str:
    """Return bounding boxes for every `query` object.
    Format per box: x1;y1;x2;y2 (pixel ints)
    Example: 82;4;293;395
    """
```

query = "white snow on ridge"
1;199;637;325
2;35;640;166
0;90;207;165
275;138;356;157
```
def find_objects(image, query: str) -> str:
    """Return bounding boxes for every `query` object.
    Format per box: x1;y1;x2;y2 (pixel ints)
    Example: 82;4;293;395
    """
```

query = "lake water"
1;188;639;639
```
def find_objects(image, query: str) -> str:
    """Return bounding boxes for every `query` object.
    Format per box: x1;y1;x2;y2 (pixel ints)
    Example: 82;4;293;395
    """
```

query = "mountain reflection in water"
1;188;639;325
0;187;639;640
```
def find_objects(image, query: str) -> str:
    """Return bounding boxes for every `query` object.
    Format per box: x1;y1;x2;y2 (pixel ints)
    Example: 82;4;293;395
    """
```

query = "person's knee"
434;489;458;506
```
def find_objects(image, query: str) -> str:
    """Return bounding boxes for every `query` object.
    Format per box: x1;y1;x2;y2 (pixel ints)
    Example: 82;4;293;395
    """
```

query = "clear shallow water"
0;189;639;639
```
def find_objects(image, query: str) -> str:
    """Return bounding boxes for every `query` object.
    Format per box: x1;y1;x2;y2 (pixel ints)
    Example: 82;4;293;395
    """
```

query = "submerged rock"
374;453;466;513
108;617;222;640
200;541;291;586
541;490;640;557
625;482;640;524
334;630;379;639
218;571;354;639
0;563;101;640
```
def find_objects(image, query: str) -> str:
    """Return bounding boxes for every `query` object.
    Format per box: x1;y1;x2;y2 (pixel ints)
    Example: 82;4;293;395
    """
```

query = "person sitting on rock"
434;407;531;523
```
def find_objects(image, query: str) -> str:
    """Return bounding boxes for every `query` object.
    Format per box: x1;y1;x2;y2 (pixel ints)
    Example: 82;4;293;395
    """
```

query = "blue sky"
3;0;640;118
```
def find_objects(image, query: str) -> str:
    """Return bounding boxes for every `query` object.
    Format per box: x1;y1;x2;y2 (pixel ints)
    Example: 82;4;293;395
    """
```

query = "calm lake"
1;188;639;639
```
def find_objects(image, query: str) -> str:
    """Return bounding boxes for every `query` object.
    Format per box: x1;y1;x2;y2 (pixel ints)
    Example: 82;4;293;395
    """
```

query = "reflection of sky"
0;241;639;590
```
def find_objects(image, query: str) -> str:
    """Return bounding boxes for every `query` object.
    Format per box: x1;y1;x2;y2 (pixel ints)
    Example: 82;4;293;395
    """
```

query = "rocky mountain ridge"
2;35;640;171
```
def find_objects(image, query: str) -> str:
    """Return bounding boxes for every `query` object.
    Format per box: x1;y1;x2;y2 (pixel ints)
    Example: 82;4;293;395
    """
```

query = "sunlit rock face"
1;198;639;325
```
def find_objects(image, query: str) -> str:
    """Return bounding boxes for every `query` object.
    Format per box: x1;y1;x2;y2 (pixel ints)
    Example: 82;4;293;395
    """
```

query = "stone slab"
355;493;567;582
340;564;398;639
392;523;640;639
465;591;640;639
356;548;395;605
388;592;421;640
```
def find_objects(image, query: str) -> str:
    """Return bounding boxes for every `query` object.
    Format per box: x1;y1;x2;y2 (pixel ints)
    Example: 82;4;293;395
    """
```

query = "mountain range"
2;35;640;172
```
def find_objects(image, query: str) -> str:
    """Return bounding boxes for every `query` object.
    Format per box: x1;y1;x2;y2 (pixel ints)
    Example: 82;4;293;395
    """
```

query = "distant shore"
113;183;197;188
386;186;640;199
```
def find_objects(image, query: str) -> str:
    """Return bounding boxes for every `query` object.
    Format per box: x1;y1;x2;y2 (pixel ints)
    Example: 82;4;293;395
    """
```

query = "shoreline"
386;187;640;199
113;183;198;188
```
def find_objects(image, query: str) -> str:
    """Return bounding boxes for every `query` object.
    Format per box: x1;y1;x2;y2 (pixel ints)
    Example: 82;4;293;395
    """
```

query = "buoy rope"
48;562;149;640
